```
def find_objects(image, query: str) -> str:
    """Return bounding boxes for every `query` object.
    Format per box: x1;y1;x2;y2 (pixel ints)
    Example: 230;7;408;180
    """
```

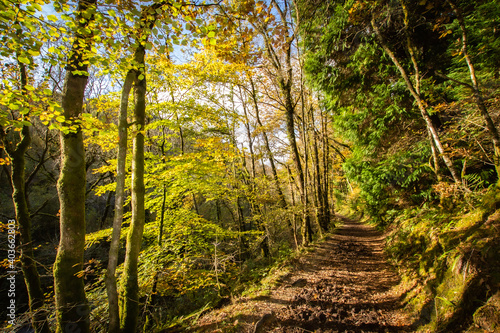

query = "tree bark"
286;165;300;248
1;68;51;333
248;76;287;207
54;1;96;332
0;55;52;333
311;108;328;232
106;69;133;333
371;16;461;184
240;85;256;180
447;0;500;183
120;45;147;333
321;111;332;227
282;80;311;244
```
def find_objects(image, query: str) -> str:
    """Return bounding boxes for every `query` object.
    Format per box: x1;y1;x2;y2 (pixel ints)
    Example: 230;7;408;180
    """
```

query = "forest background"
0;0;499;332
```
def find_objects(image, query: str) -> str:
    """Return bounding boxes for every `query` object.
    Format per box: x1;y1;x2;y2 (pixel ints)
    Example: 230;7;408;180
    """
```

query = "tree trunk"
7;134;51;333
54;1;96;332
0;55;52;333
286;165;300;248
321;111;332;227
106;69;133;333
428;128;442;182
371;17;461;184
240;85;256;180
312;111;327;232
447;0;500;184
249;76;287;207
2;128;51;333
236;196;249;261
120;45;147;333
281;78;312;244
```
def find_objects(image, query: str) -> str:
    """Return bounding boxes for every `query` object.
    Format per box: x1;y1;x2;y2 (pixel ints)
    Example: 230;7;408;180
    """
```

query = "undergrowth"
383;187;500;332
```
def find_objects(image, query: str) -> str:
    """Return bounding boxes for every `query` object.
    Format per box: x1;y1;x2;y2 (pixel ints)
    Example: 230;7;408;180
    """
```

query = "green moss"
454;210;484;230
382;194;500;332
472;292;500;332
481;186;500;211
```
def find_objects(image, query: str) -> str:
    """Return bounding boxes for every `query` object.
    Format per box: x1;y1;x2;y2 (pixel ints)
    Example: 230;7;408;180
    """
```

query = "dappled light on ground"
194;215;414;332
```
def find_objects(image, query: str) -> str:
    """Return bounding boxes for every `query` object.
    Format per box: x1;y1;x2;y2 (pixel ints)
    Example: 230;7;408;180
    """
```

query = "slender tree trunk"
2;129;51;333
281;78;312;244
260;155;267;177
106;69;133;333
447;0;500;183
144;184;167;331
321;111;332;226
249;76;287;207
0;55;52;333
249;76;298;246
240;85;256;179
215;199;221;225
7;136;51;333
286;165;299;248
100;190;113;229
428;128;442;182
310;107;328;232
401;0;443;185
371;17;461;184
192;193;200;215
236;196;249;260
120;45;147;333
54;1;96;332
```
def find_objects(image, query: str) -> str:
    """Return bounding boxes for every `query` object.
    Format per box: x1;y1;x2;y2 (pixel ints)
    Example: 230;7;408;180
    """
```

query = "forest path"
193;216;414;333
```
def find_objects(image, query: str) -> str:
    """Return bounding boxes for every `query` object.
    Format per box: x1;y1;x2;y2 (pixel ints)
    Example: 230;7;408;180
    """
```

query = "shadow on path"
268;216;413;332
193;216;414;333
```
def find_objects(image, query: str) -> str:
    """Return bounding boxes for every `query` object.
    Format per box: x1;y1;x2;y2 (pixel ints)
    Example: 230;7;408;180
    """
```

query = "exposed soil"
193;216;414;333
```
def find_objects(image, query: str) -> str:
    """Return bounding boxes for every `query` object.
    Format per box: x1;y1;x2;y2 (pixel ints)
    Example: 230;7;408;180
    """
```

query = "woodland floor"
191;216;416;333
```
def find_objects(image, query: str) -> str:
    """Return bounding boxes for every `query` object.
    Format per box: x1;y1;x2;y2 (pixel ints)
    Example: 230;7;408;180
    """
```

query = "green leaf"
207;31;216;38
9;103;20;110
210;39;216;46
18;56;30;65
28;50;40;57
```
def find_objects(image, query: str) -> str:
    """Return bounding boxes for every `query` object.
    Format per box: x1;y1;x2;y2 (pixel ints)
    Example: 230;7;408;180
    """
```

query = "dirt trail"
194;216;414;332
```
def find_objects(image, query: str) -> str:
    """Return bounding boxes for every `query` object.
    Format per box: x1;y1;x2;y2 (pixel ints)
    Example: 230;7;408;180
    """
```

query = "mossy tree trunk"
0;61;51;333
119;44;146;333
3;130;51;333
53;1;96;332
105;69;134;333
0;24;52;333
